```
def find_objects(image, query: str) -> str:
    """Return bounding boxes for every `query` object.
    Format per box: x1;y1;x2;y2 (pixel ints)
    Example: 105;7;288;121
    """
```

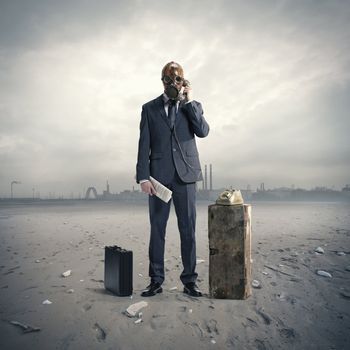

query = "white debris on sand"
35;259;41;263
66;289;74;294
316;270;332;278
125;301;148;317
196;259;205;264
169;286;178;291
62;270;72;277
134;318;143;324
252;280;262;289
42;299;52;305
336;251;346;256
315;247;325;254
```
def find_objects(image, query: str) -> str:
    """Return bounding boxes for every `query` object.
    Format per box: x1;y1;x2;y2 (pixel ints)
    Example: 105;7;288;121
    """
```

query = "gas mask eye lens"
162;76;172;84
175;76;183;83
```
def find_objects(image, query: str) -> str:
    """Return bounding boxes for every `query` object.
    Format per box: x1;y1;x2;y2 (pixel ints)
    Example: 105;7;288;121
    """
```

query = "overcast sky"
1;0;349;198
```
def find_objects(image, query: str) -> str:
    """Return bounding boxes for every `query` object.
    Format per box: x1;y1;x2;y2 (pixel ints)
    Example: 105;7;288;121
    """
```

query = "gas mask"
161;62;189;101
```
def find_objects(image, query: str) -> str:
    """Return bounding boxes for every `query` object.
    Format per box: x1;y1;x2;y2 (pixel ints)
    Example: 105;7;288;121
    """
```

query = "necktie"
168;100;176;129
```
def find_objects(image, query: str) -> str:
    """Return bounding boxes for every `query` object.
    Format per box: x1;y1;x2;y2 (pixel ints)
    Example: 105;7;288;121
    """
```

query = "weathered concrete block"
208;204;252;299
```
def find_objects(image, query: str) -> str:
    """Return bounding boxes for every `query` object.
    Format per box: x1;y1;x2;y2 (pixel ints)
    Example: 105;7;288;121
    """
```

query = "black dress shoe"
141;282;163;297
183;282;203;297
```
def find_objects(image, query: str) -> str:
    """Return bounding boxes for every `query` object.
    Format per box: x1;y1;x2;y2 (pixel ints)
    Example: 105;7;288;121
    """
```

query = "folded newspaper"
149;176;172;203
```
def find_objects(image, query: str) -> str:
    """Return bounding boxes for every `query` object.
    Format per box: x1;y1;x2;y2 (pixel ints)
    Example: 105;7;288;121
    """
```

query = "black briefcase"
104;245;133;296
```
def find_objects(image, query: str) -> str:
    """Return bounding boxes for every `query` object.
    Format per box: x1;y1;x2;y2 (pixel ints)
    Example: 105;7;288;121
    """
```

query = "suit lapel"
175;100;186;127
154;95;171;129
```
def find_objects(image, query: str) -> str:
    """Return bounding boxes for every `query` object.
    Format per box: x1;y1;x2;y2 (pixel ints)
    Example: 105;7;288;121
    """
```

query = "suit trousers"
148;170;198;285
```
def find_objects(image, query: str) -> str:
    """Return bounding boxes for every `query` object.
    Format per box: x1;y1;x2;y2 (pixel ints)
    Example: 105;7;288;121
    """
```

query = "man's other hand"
141;180;157;196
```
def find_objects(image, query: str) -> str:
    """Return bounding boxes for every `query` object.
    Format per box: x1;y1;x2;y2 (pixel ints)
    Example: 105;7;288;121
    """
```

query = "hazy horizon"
1;0;350;198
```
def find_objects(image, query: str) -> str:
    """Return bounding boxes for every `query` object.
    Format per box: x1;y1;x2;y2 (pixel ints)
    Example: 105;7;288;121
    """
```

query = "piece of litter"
196;259;205;264
134;318;143;324
316;270;332;278
211;339;216;344
315;247;324;254
9;320;40;333
138;273;143;277
62;270;71;277
262;271;268;275
169;286;178;291
189;309;193;314
35;259;41;263
252;280;261;289
80;279;84;282
126;301;148;317
276;292;287;301
66;289;74;294
337;251;346;256
42;299;52;305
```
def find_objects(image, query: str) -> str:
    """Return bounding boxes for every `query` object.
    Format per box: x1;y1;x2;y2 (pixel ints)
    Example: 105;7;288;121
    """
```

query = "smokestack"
204;164;208;190
209;164;213;190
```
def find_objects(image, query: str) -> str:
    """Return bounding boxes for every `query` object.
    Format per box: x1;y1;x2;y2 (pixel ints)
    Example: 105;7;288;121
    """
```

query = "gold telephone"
216;189;244;206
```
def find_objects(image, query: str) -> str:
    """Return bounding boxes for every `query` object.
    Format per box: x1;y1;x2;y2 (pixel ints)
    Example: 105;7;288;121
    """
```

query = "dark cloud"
0;0;136;49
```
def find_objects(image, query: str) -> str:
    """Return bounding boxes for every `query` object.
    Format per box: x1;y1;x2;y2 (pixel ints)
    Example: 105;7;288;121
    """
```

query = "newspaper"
149;176;172;203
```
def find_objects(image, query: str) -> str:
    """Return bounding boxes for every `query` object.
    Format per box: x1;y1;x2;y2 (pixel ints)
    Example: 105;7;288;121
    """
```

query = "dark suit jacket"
136;94;209;185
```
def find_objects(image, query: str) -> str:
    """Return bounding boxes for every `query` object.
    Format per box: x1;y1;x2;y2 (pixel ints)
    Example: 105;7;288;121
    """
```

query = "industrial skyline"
3;162;349;201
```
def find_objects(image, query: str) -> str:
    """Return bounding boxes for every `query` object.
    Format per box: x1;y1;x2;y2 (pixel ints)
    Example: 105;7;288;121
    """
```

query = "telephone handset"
180;79;191;101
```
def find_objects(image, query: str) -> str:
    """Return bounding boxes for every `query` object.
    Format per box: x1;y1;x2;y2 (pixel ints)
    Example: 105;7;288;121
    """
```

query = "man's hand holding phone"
182;80;192;102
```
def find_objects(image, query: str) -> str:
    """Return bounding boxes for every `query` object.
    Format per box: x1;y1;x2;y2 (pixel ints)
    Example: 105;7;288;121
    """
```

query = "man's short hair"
161;61;184;78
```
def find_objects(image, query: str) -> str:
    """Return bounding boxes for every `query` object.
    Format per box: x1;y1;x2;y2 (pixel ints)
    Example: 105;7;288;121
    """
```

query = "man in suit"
136;61;209;297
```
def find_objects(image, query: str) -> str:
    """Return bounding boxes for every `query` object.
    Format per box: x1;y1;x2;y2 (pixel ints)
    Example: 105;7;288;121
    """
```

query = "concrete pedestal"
208;204;252;299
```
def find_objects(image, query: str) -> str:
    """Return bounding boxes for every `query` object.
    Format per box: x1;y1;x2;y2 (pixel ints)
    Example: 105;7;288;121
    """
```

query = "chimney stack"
204;164;208;190
210;164;213;191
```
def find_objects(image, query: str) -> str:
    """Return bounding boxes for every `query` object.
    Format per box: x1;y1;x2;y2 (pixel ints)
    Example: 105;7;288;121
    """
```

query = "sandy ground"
0;200;349;350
